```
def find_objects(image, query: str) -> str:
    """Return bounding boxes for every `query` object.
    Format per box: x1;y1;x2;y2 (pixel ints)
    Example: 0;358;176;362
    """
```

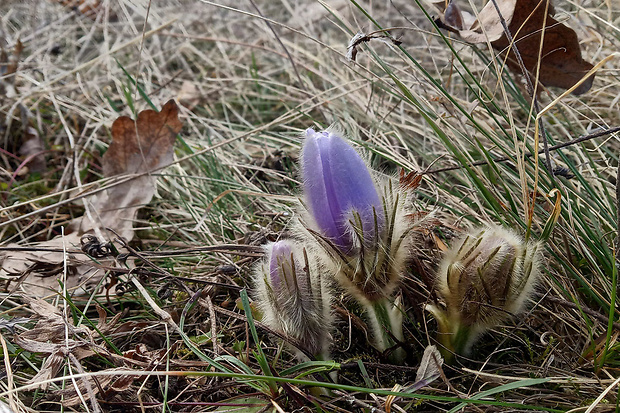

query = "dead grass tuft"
1;0;619;411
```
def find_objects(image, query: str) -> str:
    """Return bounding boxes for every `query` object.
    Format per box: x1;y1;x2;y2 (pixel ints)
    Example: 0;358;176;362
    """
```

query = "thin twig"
546;296;620;331
332;390;387;413
425;126;620;174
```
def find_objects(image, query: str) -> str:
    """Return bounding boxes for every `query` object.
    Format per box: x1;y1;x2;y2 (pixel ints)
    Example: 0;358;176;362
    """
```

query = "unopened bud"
253;240;333;360
299;127;420;363
427;226;541;358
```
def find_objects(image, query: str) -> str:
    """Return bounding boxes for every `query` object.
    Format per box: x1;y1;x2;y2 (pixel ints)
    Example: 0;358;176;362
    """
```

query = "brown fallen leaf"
434;0;516;43
70;99;182;240
0;100;182;297
103;100;182;176
434;0;594;95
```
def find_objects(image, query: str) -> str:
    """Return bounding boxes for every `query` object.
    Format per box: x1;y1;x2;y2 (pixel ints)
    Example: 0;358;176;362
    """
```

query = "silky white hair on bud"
252;240;334;360
427;225;541;358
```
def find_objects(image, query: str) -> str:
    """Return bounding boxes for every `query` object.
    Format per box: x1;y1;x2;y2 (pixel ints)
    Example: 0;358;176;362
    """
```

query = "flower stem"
366;298;405;364
435;318;471;364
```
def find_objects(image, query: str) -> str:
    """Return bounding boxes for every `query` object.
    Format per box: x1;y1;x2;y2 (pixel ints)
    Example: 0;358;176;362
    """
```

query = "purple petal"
269;240;293;288
302;128;384;251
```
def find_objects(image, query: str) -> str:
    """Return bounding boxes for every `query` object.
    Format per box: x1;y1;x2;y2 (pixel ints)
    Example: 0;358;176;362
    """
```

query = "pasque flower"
299;127;418;362
426;226;541;360
253;240;333;361
301;128;384;253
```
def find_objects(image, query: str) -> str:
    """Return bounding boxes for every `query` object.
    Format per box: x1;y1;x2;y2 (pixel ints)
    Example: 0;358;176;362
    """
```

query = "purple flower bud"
296;127;418;362
253;240;333;359
301;128;384;252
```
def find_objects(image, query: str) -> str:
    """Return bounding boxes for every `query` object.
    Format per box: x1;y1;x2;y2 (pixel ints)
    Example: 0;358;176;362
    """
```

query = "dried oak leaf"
70;99;182;240
434;0;516;42
103;99;182;176
0;100;182;297
435;0;594;94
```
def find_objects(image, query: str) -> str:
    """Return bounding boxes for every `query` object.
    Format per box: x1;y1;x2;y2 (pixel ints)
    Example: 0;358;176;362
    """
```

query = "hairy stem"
366;298;406;364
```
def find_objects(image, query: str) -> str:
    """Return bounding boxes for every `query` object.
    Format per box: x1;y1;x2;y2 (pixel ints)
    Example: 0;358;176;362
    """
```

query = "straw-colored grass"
1;0;619;411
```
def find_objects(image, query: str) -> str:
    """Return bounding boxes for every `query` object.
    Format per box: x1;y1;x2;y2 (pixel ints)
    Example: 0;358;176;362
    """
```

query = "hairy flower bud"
253;240;333;360
299;127;419;362
426;226;541;359
301;128;384;253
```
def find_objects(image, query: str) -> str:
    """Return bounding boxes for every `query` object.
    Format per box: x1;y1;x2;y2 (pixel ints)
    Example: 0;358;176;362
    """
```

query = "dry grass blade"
0;0;619;411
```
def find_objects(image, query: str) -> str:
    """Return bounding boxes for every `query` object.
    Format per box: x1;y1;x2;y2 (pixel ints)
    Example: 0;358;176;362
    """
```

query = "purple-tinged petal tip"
269;240;293;288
